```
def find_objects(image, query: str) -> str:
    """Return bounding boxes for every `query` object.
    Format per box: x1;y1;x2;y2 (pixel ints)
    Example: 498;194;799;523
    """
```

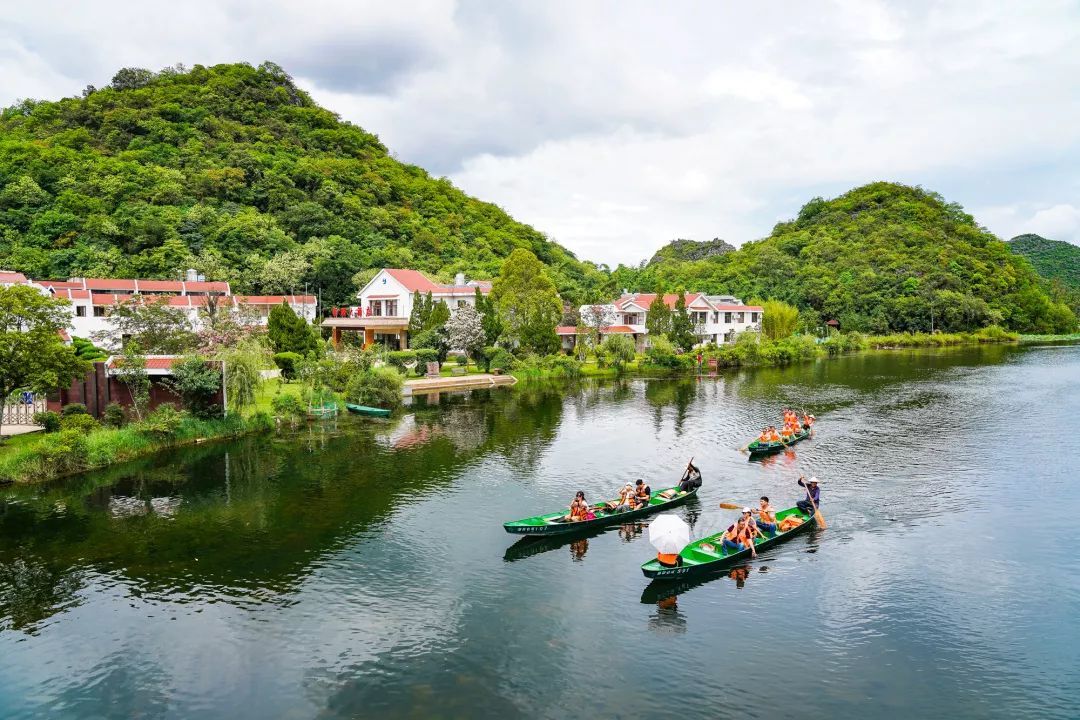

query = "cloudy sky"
3;0;1079;265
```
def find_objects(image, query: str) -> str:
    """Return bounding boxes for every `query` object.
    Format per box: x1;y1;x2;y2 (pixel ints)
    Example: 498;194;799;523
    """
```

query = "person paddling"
755;496;777;535
797;476;821;517
634;479;652;508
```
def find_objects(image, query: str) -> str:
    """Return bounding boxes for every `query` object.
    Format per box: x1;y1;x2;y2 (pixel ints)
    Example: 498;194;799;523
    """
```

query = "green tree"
599;334;636;374
267;301;321;357
95;296;196;353
491;248;562;354
408;291;431;334
220;340;265;414
164;357;222;419
112;340;150;421
761;300;800;340
0;287;89;439
476;287;503;345
669;292;697;351
428;299;450;331
645;294;673;337
345;366;404;409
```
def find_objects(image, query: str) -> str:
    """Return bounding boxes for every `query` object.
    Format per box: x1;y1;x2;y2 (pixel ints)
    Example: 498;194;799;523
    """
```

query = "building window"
751;312;759;322
736;312;745;323
457;300;467;309
712;312;718;323
93;306;106;317
76;306;87;317
724;312;732;323
386;300;398;316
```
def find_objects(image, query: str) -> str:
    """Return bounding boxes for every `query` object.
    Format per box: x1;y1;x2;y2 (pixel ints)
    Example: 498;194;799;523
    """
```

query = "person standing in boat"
679;462;702;492
797;476;820;516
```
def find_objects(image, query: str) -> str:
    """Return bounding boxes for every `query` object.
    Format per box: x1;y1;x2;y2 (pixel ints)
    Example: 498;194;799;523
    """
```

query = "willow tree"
761;300;800;340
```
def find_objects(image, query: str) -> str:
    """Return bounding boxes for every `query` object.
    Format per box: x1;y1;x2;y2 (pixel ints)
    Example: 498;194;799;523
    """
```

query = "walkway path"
403;373;516;395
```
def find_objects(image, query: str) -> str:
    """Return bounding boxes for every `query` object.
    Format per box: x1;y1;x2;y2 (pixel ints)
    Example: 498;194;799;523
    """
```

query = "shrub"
414;348;439;366
645;335;680;368
137;404;184;438
454;353;468;366
488;348;515;372
102;403;126;428
32;410;61;433
60;413;99;433
163;357;223;419
543;354;581;378
33;430;89;476
271;393;306;424
345;366;404;409
411;328;449;363
274;351;302;380
599;334;636;373
61;403;87;417
386;350;418;374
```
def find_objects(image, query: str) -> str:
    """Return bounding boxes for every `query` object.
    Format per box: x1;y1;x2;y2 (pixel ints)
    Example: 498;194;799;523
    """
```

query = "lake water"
1;345;1078;719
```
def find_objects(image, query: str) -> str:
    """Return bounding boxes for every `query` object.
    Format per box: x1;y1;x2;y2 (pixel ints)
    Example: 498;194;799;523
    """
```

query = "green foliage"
410;327;449;363
1008;234;1080;290
649;238;735;264
491;248;562;354
0;63;605;305
644;335;680;368
163;357;223;419
760;299;799;340
486;347;515;373
0;286;90;420
413;348;439;366
102;402;126;428
60;413;99;433
111;341;150;420
599;334;636;374
32;410;61;433
60;403;87;417
273;351;302;380
429;300;450;329
95;297;196;353
71;336;108;361
271;393;305;423
611;183;1075;334
220;340;264;414
476;287;503;345
344;366;403;409
408;292;432;334
669;292;697;351
645;295;673;337
267;302;321;357
136;404;184;437
386;350;418;374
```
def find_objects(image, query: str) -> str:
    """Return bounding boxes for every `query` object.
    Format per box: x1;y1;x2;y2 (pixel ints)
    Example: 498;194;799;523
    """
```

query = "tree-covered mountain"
0;62;609;306
648;238;735;265
1008;234;1080;290
612;183;1076;333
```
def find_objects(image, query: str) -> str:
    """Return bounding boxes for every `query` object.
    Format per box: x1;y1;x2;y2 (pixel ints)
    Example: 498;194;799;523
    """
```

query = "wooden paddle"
802;481;827;529
719;502;744;510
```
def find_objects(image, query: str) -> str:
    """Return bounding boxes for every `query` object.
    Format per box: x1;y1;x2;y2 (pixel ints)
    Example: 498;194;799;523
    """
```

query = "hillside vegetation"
1008;234;1080;290
0;62;607;306
614;183;1076;333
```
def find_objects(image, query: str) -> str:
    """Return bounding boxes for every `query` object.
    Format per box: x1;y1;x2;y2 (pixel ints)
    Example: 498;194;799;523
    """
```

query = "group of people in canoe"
756;410;815;444
656;475;821;567
566;463;703;523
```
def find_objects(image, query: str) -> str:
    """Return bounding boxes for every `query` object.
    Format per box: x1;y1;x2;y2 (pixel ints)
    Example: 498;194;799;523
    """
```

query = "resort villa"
321;268;492;349
1;269;316;349
559;292;763;351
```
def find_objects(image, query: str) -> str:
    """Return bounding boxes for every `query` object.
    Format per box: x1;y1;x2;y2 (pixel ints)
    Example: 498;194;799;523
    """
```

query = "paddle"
802;481;827;530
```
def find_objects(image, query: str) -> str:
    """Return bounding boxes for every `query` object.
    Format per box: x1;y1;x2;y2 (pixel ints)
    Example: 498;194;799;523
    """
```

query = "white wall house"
37;275;315;349
560;292;763;351
322;268;492;349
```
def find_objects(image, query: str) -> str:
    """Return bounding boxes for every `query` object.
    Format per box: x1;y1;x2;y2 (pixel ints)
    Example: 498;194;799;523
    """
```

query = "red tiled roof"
58;328;70;342
233;295;316;305
603;325;636;334
43;280;84;289
713;305;763;312
84;278;137;291
53;288;91;300
615;293;703;311
106;355;181;371
385;268;443;293
366;294;398;299
181;281;230;293
137;279;186;291
556;326;578;335
0;271;28;284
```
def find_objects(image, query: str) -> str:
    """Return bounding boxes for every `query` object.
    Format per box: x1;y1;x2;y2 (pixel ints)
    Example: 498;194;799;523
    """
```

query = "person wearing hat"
615;483;636;512
797;476;821;516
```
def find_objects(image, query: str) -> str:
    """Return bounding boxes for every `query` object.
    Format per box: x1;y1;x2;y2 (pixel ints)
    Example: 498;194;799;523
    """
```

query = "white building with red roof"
561;291;763;351
322;268;492;349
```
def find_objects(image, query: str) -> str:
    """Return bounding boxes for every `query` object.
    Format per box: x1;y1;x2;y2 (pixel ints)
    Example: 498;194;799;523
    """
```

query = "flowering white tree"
443;305;485;368
580;304;616;348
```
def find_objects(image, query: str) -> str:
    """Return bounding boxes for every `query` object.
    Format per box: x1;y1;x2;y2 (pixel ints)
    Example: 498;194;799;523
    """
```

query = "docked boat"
746;426;812;458
503;485;698;536
345;403;392;417
641;506;816;580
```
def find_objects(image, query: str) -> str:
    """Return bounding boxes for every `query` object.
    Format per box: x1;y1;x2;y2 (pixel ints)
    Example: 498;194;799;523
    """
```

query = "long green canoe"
503;485;698;536
641;506;816;580
345;403;392;417
746;426;812;458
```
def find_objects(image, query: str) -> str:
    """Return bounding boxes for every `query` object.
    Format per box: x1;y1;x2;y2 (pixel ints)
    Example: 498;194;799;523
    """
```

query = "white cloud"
2;0;1079;264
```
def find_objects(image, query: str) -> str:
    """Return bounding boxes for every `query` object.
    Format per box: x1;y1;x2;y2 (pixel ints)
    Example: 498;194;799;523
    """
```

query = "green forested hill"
0;62;607;306
1007;234;1080;290
648;238;735;265
614;183;1076;333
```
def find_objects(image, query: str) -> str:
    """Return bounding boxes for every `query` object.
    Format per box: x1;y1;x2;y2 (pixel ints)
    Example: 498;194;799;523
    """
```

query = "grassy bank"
0;411;274;484
1018;333;1080;345
511;326;1021;381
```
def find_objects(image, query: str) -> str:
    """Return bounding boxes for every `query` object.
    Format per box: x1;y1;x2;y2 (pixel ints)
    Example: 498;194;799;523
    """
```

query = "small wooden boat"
746;426;812;458
503;485;698;536
641;506;816;580
345;403;392;417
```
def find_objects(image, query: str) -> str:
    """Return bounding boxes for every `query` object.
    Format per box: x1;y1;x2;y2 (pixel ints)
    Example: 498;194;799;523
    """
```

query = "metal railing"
2;397;46;425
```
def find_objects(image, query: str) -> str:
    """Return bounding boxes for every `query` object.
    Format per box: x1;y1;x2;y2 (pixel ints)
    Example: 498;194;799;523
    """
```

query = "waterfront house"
322;268;492;349
560;292;763;351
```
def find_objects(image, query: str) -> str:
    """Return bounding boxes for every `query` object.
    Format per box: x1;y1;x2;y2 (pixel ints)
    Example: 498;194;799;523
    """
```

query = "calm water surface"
1;345;1078;719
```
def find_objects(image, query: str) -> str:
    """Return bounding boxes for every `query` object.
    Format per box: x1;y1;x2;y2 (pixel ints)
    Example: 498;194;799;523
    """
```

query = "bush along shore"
508;326;1020;381
0;407;273;485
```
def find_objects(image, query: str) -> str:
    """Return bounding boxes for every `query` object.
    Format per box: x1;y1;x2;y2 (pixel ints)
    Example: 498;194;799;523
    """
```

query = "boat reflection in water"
503;522;647;563
647;593;687;634
569;538;588;562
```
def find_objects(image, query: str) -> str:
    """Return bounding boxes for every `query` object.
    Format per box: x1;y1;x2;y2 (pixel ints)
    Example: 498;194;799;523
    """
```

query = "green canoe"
503;485;698;536
641;506;816;580
345;403;392;417
746;426;812;458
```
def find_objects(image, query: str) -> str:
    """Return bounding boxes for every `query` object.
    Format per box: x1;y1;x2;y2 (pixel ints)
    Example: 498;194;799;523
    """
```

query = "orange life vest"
657;552;679;566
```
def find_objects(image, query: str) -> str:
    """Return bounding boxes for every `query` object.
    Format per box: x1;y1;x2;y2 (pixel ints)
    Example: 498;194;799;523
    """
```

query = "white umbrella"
649;514;690;554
